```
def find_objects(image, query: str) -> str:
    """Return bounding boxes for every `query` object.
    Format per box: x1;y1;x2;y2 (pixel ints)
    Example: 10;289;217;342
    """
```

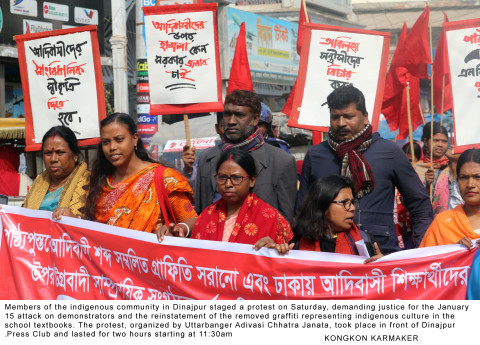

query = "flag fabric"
433;18;453;113
382;22;422;140
395;6;431;78
226;22;253;95
282;1;310;116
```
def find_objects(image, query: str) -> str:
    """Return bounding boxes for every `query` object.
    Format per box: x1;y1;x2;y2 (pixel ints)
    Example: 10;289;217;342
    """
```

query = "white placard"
297;30;385;127
144;11;218;104
163;136;217;152
446;26;480;148
23;30;100;143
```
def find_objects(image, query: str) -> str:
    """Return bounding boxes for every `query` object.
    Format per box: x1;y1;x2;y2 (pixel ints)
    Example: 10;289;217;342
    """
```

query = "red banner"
0;206;475;300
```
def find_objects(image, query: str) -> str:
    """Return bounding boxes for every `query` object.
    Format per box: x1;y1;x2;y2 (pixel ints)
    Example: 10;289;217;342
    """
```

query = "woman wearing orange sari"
86;113;197;237
420;148;480;248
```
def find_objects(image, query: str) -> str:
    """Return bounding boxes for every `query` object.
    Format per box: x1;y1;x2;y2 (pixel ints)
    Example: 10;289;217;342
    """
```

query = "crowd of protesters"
2;86;480;269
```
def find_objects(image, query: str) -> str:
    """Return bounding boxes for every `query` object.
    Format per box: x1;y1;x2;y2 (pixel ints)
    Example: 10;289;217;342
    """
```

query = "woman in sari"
23;126;89;219
420;148;480;248
191;149;293;248
86;113;197;236
275;175;383;263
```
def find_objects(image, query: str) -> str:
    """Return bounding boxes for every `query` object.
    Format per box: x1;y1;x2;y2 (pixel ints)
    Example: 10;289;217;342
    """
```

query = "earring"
134;144;137;150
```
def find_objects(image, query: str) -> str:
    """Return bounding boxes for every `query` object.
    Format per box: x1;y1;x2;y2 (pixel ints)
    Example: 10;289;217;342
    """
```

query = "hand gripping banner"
0;206;475;300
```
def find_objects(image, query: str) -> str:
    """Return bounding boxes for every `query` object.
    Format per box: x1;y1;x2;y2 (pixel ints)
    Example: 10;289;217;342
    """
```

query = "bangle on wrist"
178;222;190;238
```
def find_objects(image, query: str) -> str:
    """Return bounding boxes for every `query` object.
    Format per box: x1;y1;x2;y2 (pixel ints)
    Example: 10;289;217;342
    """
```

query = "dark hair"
224;90;261;116
216;148;256;177
456;148;480;177
327;85;367;114
86;113;155;220
42;126;80;156
294;175;355;241
402;142;422;161
216;112;224;124
422;121;449;142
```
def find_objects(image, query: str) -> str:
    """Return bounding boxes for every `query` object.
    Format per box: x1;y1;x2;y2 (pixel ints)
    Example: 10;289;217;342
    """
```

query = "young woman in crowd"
275;175;383;263
420;121;450;215
191;148;293;248
85;113;197;236
23;126;89;219
420;148;480;248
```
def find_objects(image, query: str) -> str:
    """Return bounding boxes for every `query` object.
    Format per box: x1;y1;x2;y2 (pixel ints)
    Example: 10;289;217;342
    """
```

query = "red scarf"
328;125;375;198
422;155;449;170
299;224;362;255
192;193;293;245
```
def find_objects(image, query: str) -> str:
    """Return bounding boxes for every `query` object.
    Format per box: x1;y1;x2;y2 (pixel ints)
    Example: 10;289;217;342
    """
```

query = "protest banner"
15;26;106;151
444;18;480;153
287;24;390;132
143;4;223;115
0;206;474;300
163;136;217;152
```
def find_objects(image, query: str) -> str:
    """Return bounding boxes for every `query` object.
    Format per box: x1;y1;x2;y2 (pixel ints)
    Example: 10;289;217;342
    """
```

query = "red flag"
433;19;453;113
396;6;431;78
381;22;423;140
226;22;253;95
283;1;310;116
297;0;310;55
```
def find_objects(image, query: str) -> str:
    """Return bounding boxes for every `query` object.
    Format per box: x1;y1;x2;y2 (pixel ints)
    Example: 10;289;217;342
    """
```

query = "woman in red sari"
192;149;293;248
276;175;383;263
86;113;197;237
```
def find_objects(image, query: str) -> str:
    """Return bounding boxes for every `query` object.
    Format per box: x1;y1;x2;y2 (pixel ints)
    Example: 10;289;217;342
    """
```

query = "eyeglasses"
331;198;359;210
215;174;250;186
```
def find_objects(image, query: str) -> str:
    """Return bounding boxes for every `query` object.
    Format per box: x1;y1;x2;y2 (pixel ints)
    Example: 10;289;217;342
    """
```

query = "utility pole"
110;0;129;113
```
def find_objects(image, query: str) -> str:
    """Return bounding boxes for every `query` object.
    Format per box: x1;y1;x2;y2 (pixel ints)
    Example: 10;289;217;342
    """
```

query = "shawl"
328;124;375;198
222;127;265;152
299;224;362;255
418;158;450;215
422;155;450;170
0;145;20;196
192;193;293;245
23;161;89;217
95;163;196;233
420;205;480;247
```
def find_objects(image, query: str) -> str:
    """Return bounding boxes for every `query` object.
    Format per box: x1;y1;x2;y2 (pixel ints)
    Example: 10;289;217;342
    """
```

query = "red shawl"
299;224;362;255
192;193;293;245
421;155;449;169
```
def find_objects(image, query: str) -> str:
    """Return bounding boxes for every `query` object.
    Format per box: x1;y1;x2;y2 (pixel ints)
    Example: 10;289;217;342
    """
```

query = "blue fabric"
467;249;480;300
296;132;433;254
39;187;63;211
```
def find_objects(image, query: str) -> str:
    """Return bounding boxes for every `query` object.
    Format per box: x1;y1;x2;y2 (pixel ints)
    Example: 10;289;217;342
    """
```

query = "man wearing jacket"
296;85;433;253
195;90;297;221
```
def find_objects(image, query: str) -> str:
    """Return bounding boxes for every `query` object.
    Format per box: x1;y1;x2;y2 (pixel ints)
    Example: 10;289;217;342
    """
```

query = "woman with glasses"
191;149;293;248
275;175;383;263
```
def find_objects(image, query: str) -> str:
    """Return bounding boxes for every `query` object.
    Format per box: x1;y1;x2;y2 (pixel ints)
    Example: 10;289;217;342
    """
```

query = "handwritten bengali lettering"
320;37;360;53
29;41;88;60
152;18;206;34
272;274;316;297
33;60;86;78
196;266;239;291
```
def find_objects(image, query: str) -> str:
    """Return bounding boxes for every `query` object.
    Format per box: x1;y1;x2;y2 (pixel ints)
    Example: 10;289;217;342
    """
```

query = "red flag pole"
440;75;445;126
183;113;191;147
428;8;434;203
418;104;426;124
406;82;416;166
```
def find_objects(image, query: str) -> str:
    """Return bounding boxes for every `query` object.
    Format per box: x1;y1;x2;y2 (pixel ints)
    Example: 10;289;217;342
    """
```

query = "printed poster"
445;18;480;153
15;26;106;151
143;4;223;115
288;24;390;132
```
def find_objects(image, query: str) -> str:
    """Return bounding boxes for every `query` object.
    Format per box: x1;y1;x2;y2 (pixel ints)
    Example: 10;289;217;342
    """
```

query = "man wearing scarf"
296;85;433;254
195;90;297;221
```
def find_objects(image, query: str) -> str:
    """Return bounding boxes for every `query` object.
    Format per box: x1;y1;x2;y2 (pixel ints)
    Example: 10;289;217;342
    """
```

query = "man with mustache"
296;85;433;254
195;89;297;221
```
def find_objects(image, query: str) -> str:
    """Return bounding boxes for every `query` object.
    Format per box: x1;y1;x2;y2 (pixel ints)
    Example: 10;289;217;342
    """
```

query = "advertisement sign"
23;19;53;34
223;7;299;85
43;2;69;22
444;18;480;153
74;6;98;25
0;206;475;300
10;0;38;17
15;26;106;150
143;4;223;115
288;24;390;132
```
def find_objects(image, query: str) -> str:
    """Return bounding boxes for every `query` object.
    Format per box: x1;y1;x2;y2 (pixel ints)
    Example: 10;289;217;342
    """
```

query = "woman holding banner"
274;175;384;263
86;113;197;236
420;148;480;248
23;126;89;218
191;149;293;248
